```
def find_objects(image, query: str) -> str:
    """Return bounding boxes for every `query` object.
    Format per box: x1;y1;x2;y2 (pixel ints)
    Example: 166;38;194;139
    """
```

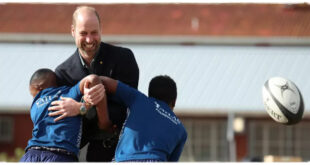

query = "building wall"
247;118;310;162
0;113;32;156
235;133;248;161
3;43;310;113
1;113;310;162
179;115;310;162
1;43;310;161
179;115;249;161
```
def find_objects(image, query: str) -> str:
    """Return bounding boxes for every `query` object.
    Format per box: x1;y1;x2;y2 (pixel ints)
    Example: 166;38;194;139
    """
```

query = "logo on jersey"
154;101;180;125
36;90;62;107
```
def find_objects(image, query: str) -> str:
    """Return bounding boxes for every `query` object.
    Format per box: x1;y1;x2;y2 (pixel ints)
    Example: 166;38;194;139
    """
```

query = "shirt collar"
78;51;87;69
78;45;101;69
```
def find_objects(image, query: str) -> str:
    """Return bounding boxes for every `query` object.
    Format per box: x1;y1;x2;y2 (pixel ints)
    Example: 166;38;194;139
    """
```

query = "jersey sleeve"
68;81;82;101
168;131;188;161
114;81;138;107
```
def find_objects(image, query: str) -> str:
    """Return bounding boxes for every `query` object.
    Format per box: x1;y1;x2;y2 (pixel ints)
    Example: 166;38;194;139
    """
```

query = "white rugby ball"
262;77;304;125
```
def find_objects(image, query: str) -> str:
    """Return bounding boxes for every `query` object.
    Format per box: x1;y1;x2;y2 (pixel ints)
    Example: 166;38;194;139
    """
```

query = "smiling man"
54;6;139;162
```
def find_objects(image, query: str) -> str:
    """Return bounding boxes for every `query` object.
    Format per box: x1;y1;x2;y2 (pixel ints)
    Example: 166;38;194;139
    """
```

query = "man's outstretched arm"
82;76;118;103
82;75;112;130
48;74;112;130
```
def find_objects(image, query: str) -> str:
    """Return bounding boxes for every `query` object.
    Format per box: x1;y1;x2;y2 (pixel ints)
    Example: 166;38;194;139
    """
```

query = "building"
1;3;310;161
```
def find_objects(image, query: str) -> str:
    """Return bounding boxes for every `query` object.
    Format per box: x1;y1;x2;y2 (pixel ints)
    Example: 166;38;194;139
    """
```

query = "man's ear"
71;25;75;37
29;84;40;97
31;84;39;90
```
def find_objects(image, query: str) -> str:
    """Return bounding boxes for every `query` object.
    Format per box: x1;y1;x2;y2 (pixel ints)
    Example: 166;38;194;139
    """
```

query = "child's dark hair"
148;75;177;105
30;68;56;85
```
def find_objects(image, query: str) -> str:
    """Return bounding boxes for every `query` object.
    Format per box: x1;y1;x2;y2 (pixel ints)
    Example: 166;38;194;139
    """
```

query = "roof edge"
0;106;29;114
1;33;310;46
175;109;268;116
175;109;310;118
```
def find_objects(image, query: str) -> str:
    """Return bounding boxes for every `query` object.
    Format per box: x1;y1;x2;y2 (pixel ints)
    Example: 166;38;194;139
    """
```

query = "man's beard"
80;42;99;57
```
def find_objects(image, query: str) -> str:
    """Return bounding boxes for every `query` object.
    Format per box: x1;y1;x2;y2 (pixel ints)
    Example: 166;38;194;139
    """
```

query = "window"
0;116;14;142
180;118;228;161
248;121;310;161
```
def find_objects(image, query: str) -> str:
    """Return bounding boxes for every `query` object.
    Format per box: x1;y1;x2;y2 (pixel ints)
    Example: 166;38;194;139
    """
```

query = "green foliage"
0;152;8;162
0;147;24;162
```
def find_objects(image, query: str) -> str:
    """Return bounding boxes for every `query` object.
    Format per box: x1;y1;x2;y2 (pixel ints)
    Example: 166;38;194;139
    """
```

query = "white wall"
1;43;310;115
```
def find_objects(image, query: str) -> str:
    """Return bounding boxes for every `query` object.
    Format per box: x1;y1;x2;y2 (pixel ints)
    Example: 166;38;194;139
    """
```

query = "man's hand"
48;96;81;122
84;83;106;106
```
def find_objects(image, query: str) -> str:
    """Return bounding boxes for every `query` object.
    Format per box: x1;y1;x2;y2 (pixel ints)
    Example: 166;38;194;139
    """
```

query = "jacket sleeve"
114;48;139;89
55;65;66;86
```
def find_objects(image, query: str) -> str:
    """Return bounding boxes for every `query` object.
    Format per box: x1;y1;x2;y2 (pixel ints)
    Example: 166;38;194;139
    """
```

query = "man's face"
72;12;101;58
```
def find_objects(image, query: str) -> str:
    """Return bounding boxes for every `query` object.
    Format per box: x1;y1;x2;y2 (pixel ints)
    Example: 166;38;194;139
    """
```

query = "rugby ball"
262;77;304;125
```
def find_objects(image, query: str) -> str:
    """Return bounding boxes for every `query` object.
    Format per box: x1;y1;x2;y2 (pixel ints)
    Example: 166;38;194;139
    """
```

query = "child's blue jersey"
114;81;187;162
26;82;82;156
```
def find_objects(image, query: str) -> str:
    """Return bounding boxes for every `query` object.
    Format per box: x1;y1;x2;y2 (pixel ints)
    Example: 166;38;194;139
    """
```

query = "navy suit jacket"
55;42;139;146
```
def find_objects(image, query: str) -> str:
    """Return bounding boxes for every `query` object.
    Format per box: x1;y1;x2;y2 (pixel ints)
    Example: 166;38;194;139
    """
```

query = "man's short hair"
72;6;101;27
148;75;177;105
30;68;56;85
